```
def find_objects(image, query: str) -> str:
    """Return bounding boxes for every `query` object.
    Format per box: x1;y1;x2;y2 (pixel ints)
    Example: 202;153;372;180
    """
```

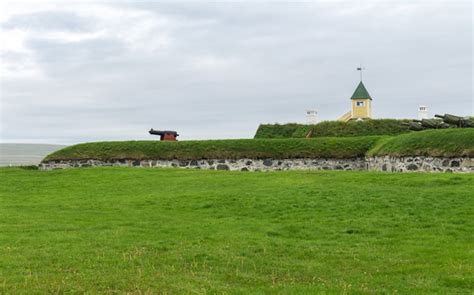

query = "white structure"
418;105;429;120
306;110;318;124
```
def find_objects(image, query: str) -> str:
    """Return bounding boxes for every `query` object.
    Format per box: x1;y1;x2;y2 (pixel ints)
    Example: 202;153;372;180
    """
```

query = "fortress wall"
40;157;474;173
40;158;367;171
366;156;473;173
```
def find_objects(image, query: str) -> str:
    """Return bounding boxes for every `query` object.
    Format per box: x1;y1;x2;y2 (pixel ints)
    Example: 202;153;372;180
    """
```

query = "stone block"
263;159;273;167
216;164;229;170
450;160;460;167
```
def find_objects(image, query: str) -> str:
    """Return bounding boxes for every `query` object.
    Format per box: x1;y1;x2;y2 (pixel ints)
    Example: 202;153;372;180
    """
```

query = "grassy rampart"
44;137;382;161
255;119;411;138
367;128;474;157
43;129;474;162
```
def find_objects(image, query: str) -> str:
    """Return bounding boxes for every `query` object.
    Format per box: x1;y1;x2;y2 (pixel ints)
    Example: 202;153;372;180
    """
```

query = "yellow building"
338;81;373;122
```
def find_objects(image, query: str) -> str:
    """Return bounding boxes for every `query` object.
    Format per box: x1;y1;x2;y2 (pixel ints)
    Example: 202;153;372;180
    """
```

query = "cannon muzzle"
149;128;162;135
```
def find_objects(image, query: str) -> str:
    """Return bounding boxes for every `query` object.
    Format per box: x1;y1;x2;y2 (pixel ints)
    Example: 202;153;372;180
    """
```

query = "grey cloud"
0;1;472;144
2;11;94;32
25;37;127;73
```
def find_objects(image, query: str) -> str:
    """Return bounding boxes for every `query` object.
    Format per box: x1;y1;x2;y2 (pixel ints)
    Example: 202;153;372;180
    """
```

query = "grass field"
1;167;473;293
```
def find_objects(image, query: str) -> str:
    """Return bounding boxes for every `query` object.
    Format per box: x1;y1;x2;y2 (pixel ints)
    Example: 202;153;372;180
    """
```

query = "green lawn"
0;168;473;293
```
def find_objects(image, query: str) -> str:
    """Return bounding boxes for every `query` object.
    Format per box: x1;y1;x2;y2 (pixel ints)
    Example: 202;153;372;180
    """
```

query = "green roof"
351;81;372;100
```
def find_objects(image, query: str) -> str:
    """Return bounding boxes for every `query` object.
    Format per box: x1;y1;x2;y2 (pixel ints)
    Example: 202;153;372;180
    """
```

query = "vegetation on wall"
44;136;382;162
253;123;301;138
44;129;474;162
367;128;474;158
254;119;411;139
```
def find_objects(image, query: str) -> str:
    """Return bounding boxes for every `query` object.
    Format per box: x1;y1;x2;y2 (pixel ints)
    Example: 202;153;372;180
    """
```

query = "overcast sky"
0;0;472;144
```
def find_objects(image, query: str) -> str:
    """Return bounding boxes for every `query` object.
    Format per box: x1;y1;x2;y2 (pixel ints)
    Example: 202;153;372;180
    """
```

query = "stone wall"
40;156;474;173
367;156;473;173
40;158;367;171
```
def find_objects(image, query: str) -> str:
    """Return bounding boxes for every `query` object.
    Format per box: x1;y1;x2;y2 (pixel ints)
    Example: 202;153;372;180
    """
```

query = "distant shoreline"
0;143;66;166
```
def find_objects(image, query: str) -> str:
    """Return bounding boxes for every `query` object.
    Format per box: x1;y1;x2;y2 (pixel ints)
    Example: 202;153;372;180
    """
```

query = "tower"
306;110;318;124
350;81;372;119
418;105;429;120
337;66;374;122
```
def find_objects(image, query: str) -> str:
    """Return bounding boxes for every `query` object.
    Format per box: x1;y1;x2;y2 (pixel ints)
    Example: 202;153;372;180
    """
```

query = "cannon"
435;114;474;128
149;129;179;141
403;114;473;131
413;119;450;129
402;121;425;131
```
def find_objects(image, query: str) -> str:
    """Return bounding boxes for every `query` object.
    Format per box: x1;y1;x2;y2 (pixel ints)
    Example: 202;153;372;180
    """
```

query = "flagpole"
357;65;365;82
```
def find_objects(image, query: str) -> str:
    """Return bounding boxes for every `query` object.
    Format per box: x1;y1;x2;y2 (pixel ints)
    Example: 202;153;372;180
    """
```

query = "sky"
0;0;472;144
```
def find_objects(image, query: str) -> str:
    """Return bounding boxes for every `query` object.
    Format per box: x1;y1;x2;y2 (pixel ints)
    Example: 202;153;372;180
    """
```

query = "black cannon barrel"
421;119;447;128
149;128;164;135
435;114;473;127
403;122;425;131
435;114;462;123
435;114;463;120
149;129;179;136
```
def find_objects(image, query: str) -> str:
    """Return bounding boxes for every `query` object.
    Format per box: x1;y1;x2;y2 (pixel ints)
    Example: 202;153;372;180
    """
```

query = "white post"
418;105;429;120
306;110;318;124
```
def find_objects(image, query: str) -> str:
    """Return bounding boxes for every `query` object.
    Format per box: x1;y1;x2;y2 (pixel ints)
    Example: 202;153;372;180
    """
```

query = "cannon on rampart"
403;114;473;131
435;114;474;128
149;129;179;141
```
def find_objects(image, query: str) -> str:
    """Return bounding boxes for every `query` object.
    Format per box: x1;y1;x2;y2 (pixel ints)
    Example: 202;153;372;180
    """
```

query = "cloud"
0;0;472;144
2;10;94;32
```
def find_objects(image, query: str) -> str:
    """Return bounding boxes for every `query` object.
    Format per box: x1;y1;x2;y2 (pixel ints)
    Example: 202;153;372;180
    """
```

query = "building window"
356;101;365;107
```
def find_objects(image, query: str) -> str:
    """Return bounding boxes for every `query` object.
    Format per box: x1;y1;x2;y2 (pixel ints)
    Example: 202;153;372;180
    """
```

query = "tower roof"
351;81;372;100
